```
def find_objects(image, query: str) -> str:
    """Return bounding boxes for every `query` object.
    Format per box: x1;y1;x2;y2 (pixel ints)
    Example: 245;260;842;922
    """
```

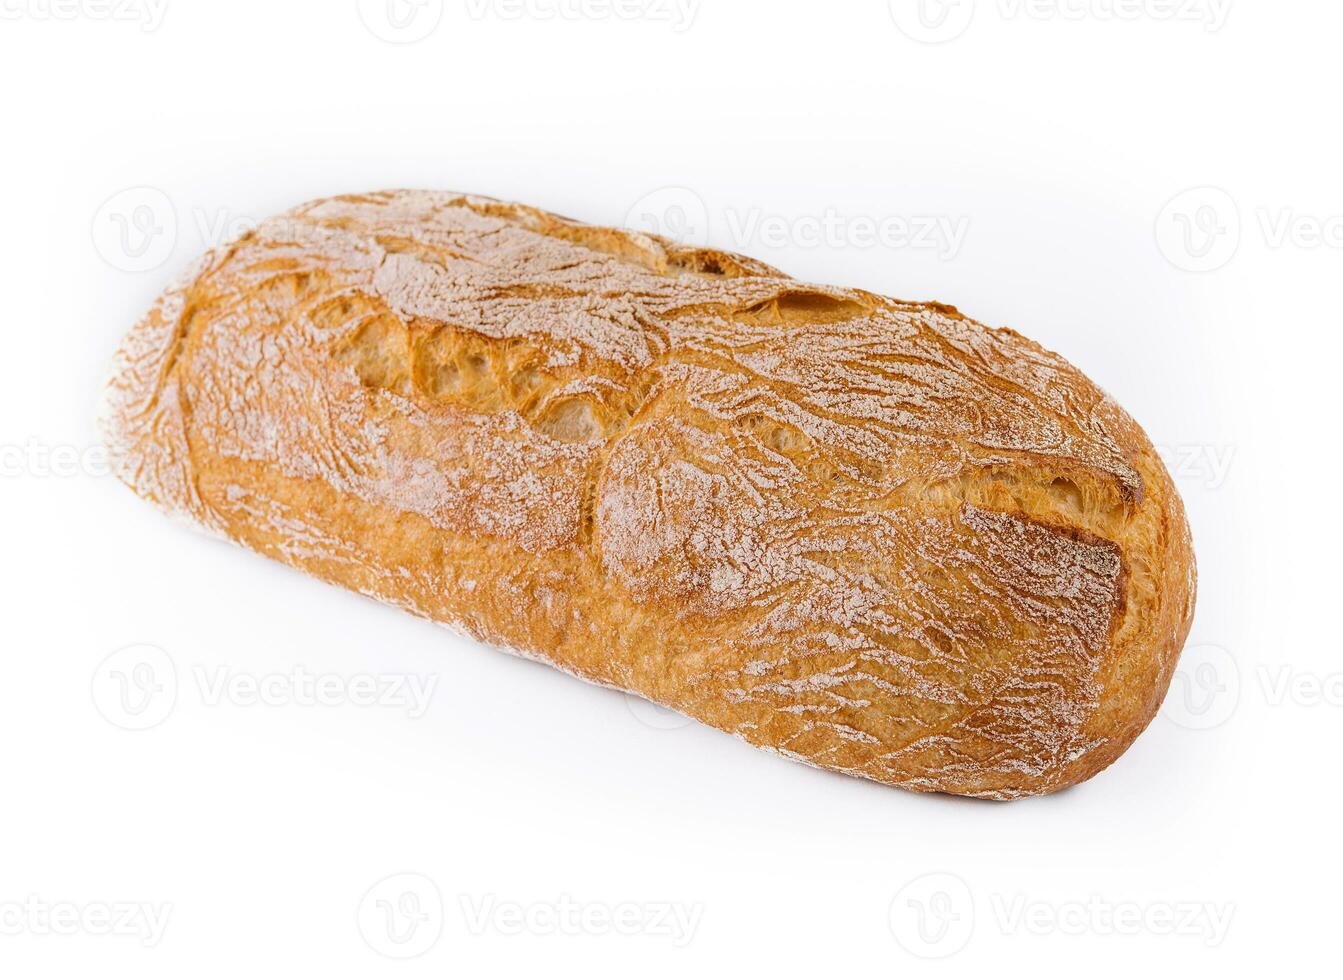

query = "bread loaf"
102;190;1195;799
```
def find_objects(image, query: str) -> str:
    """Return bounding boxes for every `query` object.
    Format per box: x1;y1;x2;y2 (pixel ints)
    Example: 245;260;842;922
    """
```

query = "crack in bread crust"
100;189;1196;799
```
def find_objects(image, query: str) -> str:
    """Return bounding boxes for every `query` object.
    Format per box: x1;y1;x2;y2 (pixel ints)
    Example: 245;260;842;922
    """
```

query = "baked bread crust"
102;190;1196;799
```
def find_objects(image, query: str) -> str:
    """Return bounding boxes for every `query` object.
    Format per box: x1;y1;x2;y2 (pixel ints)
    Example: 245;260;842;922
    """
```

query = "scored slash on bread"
102;190;1195;799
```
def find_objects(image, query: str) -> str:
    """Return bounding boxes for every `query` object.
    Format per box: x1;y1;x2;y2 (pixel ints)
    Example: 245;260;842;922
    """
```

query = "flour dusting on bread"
102;190;1195;799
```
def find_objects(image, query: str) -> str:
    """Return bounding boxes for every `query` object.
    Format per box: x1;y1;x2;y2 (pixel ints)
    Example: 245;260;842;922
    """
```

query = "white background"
1;0;1336;975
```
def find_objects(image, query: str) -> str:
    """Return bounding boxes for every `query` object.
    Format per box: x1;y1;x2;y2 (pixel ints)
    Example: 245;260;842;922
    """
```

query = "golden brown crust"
101;189;1195;799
